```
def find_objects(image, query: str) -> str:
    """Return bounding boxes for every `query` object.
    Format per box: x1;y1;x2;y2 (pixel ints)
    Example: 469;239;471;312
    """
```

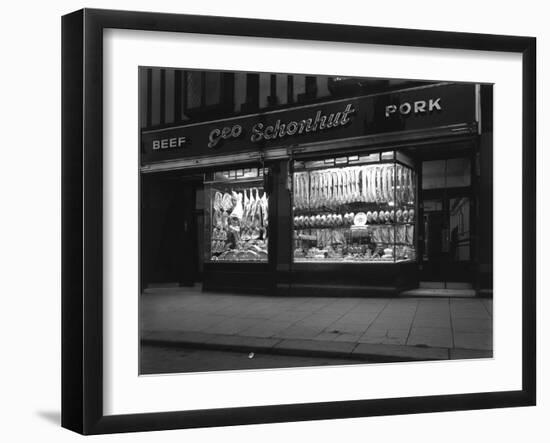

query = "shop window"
292;151;416;263
204;168;269;262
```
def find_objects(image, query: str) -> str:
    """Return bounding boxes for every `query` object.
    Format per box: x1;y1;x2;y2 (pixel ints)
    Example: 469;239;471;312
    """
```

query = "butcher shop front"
140;80;492;297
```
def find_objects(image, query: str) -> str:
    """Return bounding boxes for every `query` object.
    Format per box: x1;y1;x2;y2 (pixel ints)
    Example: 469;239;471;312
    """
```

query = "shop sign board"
141;83;477;165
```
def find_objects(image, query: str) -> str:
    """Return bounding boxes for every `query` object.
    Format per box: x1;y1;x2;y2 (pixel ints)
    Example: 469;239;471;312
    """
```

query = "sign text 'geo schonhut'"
141;83;476;164
207;104;355;149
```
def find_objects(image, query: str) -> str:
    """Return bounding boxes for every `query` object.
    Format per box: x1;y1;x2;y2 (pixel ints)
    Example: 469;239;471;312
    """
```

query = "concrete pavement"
141;285;492;363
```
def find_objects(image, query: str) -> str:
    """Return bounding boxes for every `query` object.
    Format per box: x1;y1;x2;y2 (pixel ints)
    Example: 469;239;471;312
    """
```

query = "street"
141;344;359;374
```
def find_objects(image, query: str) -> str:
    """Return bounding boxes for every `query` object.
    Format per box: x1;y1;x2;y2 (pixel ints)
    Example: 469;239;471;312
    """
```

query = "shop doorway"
420;156;475;287
140;174;201;289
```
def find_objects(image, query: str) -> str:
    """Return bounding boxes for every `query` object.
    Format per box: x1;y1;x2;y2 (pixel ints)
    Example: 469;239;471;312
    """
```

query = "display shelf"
292;222;415;229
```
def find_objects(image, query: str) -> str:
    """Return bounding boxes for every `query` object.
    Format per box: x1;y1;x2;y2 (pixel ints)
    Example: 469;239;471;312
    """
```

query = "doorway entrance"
419;156;475;287
140;173;201;289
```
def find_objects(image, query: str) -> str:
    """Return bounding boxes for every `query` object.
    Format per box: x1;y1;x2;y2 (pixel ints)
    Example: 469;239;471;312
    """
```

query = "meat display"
293;155;416;263
293;163;414;210
206;171;269;262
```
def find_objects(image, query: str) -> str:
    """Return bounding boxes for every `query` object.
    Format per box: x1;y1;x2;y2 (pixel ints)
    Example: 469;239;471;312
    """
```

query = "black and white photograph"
139;69;493;374
0;0;546;438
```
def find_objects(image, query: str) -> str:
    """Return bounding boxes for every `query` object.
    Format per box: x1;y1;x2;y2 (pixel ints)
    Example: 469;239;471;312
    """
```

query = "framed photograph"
61;8;536;435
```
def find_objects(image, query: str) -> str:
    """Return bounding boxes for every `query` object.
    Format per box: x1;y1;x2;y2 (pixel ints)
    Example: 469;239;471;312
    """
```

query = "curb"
141;331;492;362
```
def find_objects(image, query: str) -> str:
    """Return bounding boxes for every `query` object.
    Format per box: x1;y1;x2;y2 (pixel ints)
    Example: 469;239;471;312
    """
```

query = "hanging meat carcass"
230;191;244;220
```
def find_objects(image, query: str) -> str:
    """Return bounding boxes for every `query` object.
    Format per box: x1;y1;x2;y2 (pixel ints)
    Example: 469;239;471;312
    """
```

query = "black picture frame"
61;8;536;435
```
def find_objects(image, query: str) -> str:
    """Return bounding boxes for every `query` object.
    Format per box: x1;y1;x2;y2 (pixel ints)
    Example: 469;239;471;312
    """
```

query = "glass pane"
164;70;175;123
204;168;268;262
423;211;445;261
422;160;445;189
186;71;202;109
449;197;471;261
204;72;221;106
151;69;161;126
422;158;470;190
446;158;471;188
292;153;416;263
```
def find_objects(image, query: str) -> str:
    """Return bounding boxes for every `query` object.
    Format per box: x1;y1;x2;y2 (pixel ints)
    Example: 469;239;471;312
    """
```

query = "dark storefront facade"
140;69;493;297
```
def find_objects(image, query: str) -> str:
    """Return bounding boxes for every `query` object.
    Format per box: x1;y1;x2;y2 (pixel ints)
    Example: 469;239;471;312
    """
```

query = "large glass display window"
204;167;269;262
292;151;416;263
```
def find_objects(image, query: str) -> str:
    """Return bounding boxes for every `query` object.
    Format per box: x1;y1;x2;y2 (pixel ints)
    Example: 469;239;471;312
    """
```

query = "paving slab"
311;331;343;342
270;311;313;322
332;332;364;342
206;318;263;335
352;343;449;361
358;328;410;345
323;321;372;335
238;320;295;338
452;317;493;332
275;325;327;339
